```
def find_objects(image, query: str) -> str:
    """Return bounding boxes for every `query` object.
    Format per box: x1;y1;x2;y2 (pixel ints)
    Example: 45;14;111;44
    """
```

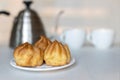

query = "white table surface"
0;46;120;80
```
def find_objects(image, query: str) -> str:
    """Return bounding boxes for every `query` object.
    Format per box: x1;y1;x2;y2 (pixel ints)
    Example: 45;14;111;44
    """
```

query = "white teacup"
87;28;115;49
60;29;86;50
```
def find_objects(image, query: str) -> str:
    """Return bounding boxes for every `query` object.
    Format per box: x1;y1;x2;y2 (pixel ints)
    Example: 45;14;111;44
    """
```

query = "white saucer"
10;58;75;71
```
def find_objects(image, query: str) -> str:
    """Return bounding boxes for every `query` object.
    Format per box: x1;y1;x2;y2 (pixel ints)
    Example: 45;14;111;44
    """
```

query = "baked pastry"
34;36;52;51
14;42;43;67
44;40;71;66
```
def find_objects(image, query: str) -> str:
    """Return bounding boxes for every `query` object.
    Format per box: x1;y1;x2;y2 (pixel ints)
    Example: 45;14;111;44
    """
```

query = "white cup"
60;29;86;50
87;28;115;49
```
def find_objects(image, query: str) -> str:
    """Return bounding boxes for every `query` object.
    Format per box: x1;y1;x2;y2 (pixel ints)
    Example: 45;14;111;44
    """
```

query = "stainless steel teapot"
9;1;46;48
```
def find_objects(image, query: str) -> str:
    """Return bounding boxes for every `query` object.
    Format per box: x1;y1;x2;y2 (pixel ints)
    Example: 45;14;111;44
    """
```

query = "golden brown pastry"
44;40;71;66
34;36;52;51
14;42;43;67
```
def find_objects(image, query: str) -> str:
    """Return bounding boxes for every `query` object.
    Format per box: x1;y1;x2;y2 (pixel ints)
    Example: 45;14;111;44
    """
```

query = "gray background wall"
0;0;120;46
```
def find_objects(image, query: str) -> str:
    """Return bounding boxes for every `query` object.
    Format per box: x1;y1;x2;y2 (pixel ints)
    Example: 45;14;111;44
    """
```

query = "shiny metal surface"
22;10;32;43
9;1;46;48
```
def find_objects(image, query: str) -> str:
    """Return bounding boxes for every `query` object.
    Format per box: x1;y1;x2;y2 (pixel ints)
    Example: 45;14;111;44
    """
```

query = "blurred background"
0;0;120;46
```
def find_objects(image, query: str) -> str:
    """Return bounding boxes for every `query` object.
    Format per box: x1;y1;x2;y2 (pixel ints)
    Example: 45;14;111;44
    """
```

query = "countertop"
0;46;120;80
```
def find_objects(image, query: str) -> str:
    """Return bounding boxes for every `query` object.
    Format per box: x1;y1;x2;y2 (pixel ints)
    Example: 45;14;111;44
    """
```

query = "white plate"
10;58;75;71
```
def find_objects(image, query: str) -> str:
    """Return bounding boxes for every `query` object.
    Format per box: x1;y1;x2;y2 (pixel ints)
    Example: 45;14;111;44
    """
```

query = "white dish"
10;58;75;71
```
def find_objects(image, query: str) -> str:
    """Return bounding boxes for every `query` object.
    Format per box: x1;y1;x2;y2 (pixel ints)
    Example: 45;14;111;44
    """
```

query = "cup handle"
87;33;92;43
60;33;65;43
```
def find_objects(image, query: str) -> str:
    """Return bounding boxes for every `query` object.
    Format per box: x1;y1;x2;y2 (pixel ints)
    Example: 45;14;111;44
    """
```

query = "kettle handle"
0;11;10;15
23;1;32;9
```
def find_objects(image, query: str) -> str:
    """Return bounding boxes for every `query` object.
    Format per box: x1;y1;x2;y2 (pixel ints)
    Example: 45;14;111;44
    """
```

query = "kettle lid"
23;0;32;9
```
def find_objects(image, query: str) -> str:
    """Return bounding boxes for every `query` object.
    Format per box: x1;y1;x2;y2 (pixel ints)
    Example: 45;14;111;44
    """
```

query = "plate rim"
10;58;75;71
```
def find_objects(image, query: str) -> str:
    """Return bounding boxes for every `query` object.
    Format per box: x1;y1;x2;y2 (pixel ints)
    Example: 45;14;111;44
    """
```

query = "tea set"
59;28;115;50
5;0;115;50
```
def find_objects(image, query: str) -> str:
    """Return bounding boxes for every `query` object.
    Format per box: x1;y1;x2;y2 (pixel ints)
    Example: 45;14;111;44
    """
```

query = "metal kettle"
9;1;46;48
